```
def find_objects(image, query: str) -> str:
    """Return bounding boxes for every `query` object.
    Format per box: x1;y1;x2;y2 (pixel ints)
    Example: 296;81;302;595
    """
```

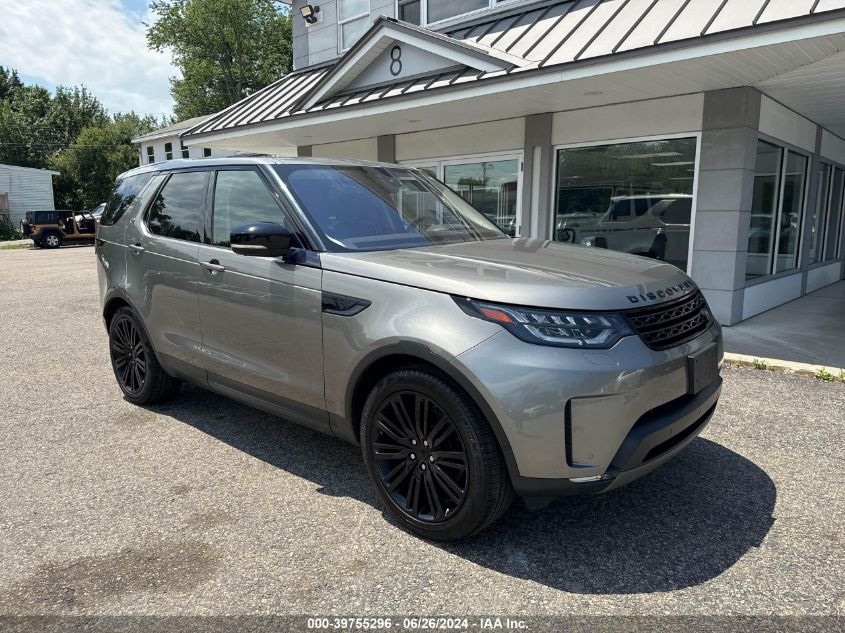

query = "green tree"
146;0;292;120
44;86;109;151
0;65;145;210
0;69;108;169
0;102;30;167
50;113;158;209
0;67;23;101
0;84;52;167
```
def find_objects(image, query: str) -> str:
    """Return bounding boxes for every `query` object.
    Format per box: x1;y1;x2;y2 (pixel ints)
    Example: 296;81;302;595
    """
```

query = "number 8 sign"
389;45;403;77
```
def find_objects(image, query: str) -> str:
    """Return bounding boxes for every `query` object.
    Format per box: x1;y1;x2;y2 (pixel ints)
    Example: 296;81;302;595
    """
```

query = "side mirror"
230;222;302;259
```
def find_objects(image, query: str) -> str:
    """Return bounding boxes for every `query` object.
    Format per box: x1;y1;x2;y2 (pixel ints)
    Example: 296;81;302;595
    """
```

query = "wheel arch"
343;342;520;482
102;294;132;330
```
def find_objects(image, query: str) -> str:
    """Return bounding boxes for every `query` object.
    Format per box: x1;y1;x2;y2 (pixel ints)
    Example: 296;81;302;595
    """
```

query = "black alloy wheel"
372;391;469;523
107;307;181;405
361;368;513;541
110;313;147;396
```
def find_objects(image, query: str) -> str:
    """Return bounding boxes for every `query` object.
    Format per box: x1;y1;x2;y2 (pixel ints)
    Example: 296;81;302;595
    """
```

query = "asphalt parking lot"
0;246;843;620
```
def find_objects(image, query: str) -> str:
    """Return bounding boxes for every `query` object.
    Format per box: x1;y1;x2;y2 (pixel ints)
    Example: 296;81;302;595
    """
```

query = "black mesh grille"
626;291;712;351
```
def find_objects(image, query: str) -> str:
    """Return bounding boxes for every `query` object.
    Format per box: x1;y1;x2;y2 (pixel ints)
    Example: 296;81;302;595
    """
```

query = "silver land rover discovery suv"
96;157;722;540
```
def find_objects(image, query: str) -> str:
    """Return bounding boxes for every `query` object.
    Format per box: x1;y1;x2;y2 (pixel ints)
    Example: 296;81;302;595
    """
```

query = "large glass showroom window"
407;157;521;236
746;141;808;279
554;137;697;271
808;163;845;265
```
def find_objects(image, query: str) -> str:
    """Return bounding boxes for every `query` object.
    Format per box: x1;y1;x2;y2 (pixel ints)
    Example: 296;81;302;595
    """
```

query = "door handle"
129;243;145;255
202;259;225;273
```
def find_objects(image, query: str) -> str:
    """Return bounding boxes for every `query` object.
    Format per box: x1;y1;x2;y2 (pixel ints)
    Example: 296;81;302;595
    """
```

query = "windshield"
274;164;506;252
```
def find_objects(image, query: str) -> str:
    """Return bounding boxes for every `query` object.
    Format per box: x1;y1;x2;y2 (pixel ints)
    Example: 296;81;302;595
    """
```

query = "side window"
661;199;692;225
212;170;284;247
100;172;155;226
146;146;155;164
146;171;207;242
164;142;173;161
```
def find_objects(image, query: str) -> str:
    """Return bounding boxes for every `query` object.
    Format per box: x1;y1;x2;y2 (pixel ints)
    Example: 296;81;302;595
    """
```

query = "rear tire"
108;307;181;405
41;232;62;249
361;368;513;541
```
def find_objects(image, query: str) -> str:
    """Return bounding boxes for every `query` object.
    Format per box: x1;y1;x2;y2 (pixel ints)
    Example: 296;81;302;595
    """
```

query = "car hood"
319;238;696;311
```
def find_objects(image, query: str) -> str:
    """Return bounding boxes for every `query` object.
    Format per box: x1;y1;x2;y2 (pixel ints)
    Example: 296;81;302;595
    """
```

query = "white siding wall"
0;165;56;225
138;134;238;166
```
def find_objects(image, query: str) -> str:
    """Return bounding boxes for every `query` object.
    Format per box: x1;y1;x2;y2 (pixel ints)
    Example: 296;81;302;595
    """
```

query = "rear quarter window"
100;172;156;226
32;211;58;224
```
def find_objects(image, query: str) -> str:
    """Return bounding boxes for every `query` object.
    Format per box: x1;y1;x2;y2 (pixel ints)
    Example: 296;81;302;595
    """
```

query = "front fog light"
570;475;610;483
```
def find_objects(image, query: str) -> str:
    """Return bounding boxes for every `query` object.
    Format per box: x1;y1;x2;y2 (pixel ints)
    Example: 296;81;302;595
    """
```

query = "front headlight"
454;297;633;349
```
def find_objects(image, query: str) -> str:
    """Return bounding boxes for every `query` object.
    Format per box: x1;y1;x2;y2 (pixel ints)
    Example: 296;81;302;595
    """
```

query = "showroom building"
182;0;845;325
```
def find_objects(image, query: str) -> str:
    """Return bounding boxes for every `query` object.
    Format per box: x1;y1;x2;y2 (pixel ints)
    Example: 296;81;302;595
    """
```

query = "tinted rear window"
100;172;155;226
146;171;206;242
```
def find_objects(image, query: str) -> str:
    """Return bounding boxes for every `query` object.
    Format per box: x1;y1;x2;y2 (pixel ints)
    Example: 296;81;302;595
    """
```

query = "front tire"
108;307;181;405
361;368;513;541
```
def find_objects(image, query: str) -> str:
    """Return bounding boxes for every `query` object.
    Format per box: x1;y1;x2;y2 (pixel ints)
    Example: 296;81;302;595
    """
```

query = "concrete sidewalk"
723;281;845;368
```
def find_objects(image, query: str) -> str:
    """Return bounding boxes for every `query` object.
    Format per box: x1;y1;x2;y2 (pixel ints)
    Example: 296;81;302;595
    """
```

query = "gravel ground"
0;247;843;619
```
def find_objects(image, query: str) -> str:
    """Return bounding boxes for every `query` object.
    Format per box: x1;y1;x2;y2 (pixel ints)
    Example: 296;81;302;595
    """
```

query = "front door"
196;166;328;432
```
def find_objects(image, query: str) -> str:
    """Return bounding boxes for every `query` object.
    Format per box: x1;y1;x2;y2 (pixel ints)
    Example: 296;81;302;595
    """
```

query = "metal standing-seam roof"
184;0;845;138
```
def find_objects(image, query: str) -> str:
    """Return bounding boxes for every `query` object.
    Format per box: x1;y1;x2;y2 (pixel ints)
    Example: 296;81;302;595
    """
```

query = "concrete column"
297;145;313;157
521;113;553;239
377;135;396;163
691;87;762;325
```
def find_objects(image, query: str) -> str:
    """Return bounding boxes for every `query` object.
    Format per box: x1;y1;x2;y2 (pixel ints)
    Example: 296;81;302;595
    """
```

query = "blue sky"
0;0;177;118
121;0;150;16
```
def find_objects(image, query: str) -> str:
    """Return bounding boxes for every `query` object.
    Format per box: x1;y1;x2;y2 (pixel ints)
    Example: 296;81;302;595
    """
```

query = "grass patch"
725;357;845;384
815;367;836;382
0;243;33;250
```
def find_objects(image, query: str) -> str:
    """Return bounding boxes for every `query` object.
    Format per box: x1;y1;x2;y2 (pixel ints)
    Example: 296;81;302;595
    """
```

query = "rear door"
195;166;327;432
124;169;209;382
96;171;158;308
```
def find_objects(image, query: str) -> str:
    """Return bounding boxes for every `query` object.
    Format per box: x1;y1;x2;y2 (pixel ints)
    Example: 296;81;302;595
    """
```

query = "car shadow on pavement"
442;437;776;594
150;385;776;596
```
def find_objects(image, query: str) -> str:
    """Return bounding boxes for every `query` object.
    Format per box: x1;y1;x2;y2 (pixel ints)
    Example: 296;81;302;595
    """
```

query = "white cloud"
0;0;178;117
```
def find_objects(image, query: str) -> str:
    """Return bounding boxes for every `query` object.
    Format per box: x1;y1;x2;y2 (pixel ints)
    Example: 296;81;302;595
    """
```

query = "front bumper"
452;320;723;498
